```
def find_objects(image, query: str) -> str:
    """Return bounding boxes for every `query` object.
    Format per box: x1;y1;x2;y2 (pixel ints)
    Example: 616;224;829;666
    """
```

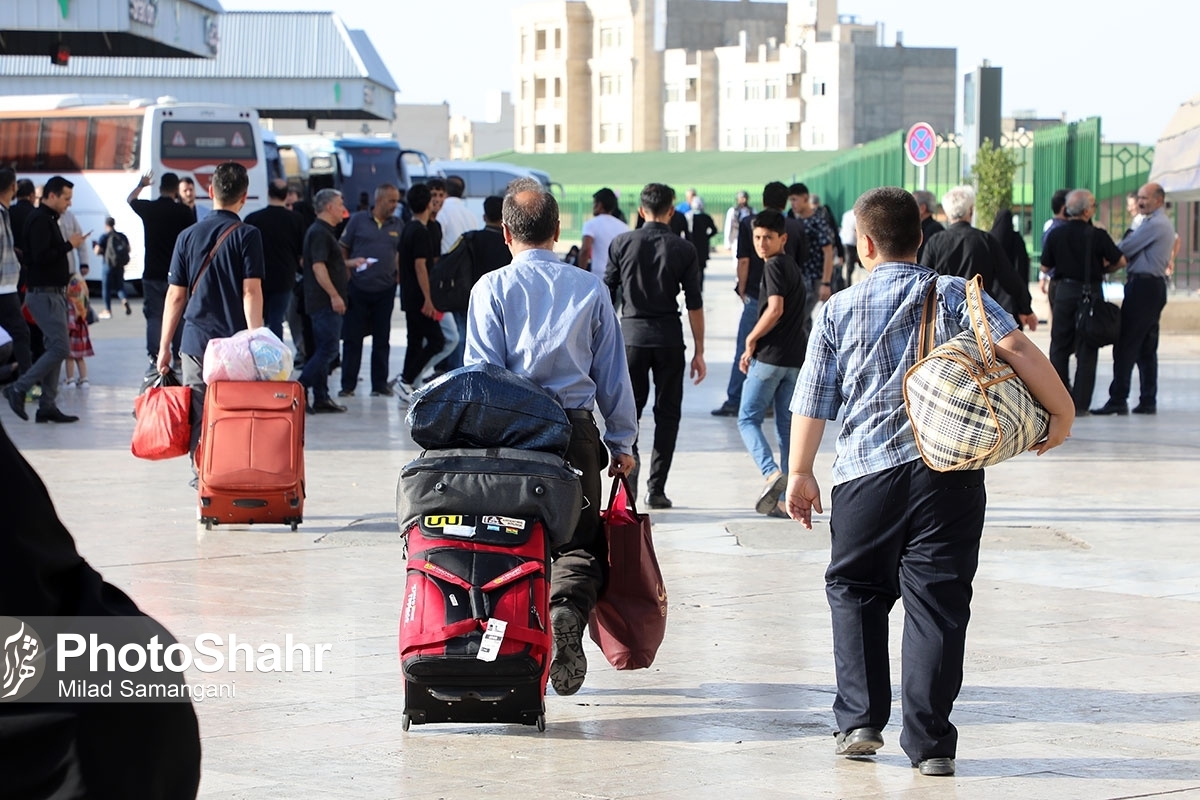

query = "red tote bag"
588;476;668;670
131;373;191;460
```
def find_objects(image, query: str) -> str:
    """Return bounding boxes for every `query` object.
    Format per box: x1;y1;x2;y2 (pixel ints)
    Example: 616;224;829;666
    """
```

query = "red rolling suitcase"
399;513;551;730
197;381;306;531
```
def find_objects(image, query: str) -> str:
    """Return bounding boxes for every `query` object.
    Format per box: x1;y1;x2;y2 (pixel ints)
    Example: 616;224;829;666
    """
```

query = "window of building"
536;125;547;145
744;81;762;101
554;125;561;144
724;83;736;100
616;124;625;143
766;129;782;150
600;25;622;50
599;74;623;96
812;79;826;96
665;84;682;103
744;130;762;150
724;129;736;148
554;77;562;98
765;81;781;100
554;28;562;50
666;132;681;152
536;29;547;51
535;78;547;100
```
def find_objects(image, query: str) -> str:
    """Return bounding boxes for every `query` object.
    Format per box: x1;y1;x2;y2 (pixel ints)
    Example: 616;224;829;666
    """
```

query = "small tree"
971;137;1019;230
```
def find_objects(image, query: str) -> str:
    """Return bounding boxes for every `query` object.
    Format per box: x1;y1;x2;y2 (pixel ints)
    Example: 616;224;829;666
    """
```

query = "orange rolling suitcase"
197;381;306;531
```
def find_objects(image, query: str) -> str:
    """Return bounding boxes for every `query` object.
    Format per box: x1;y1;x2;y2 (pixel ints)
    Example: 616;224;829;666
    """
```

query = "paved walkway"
5;260;1199;799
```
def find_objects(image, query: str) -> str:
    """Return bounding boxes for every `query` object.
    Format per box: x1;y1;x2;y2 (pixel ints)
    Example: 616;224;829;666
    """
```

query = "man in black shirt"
1040;189;1126;414
712;182;807;417
129;171;195;365
913;190;944;264
4;176;89;423
301;189;362;413
445;194;512;370
246;180;305;342
395;184;443;400
158;162;265;465
8;179;36;268
921;185;1037;330
605;183;705;508
736;210;807;517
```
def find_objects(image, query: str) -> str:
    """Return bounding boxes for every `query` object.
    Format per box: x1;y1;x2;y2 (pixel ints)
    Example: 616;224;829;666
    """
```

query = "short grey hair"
941;185;975;222
313;188;342;215
912;190;937;214
374;183;398;201
502;178;558;244
1065;189;1094;218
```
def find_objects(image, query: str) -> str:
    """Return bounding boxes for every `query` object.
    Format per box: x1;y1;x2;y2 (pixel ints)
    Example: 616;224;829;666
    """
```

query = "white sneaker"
395;381;414;404
77;379;89;388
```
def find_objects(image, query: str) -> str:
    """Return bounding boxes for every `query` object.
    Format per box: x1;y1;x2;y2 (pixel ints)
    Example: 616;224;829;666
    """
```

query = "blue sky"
222;0;1196;145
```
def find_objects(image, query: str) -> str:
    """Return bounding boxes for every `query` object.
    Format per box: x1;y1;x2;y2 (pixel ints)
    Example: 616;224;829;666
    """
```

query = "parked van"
424;160;559;222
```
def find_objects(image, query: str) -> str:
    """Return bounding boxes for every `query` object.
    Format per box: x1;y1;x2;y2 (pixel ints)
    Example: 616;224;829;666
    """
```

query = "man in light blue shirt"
466;177;637;698
1093;182;1175;415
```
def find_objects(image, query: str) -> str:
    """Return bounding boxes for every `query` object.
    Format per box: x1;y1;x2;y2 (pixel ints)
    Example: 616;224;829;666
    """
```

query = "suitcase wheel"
290;522;299;532
401;713;411;732
536;714;545;732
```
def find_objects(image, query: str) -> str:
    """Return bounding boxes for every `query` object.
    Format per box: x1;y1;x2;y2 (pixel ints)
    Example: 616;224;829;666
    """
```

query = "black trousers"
0;293;32;374
400;309;444;385
826;460;985;764
341;284;396;394
550;410;607;616
1106;275;1167;407
1048;281;1101;412
625;344;685;498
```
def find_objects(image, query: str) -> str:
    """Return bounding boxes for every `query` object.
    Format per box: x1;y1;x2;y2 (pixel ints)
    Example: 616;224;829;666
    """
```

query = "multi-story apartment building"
513;0;956;153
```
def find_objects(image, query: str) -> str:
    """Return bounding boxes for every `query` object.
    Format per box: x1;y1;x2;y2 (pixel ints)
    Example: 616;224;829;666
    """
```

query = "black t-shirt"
737;212;807;296
605;222;703;348
471;225;512;282
8;200;35;264
398;220;433;312
427;219;443;262
167;210;266;360
131;197;195;281
755;253;807;368
1040;220;1124;283
245;205;305;294
302;220;348;313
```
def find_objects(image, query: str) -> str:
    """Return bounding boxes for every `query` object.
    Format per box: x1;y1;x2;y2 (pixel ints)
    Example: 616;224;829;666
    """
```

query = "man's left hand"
1019;313;1038;332
690;353;706;384
819;284;832;302
609;453;636;477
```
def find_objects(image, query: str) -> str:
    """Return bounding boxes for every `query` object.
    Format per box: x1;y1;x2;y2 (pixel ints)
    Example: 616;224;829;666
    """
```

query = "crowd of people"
1;161;1184;781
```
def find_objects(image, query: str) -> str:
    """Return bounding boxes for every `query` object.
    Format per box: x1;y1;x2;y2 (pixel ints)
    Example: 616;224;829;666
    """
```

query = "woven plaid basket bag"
903;275;1049;472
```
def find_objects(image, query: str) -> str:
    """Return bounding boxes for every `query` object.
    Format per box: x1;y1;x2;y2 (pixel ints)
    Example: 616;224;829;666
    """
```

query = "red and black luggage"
398;513;551;730
196;380;306;531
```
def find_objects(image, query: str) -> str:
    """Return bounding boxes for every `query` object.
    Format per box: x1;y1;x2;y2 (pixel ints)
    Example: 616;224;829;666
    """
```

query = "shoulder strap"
918;280;938;359
190;222;242;296
963;274;998;369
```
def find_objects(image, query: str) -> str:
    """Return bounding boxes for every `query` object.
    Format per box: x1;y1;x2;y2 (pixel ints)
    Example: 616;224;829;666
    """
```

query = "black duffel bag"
1076;287;1121;348
406;363;572;456
397;447;582;547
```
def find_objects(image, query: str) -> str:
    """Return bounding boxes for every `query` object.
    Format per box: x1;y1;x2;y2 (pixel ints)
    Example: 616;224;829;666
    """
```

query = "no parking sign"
906;122;937;167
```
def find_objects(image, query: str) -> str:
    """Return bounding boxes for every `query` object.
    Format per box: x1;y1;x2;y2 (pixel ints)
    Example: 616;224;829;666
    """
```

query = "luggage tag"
476;618;508;662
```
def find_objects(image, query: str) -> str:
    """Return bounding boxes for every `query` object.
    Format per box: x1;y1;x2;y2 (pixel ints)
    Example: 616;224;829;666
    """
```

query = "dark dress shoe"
1132;404;1156;414
1090;402;1128;416
710;402;738;417
310;399;347;413
646;493;673;509
5;386;28;421
35;408;80;424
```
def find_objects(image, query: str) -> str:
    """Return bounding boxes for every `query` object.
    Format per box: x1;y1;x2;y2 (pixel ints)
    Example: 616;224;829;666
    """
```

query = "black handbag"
1075;228;1121;348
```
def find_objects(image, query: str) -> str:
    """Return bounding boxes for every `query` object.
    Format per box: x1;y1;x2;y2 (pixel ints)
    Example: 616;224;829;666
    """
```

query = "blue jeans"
101;264;127;313
264;289;293;343
299;308;342;403
419;313;459;384
446;310;469;371
724;295;759;406
737;359;800;477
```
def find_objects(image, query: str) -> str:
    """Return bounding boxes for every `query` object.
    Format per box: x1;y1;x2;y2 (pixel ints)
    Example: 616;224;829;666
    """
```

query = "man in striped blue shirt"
786;187;1073;776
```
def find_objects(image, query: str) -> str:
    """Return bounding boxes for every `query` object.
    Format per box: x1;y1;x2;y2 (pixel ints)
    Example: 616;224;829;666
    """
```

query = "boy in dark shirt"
736;209;807;517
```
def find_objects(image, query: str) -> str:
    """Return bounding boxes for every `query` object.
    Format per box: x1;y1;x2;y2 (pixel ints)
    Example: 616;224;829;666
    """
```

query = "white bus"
0;95;270;288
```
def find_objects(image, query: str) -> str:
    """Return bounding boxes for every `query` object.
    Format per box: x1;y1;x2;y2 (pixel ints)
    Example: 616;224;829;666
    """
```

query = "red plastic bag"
131;374;191;460
588;476;668;670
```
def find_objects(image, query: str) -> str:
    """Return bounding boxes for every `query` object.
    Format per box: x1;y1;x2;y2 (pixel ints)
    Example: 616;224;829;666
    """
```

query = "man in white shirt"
436;175;480;254
840;208;858;284
579;188;628;277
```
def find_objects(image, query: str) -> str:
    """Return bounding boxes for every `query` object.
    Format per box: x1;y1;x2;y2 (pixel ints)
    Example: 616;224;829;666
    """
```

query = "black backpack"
105;232;131;268
428;230;476;313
